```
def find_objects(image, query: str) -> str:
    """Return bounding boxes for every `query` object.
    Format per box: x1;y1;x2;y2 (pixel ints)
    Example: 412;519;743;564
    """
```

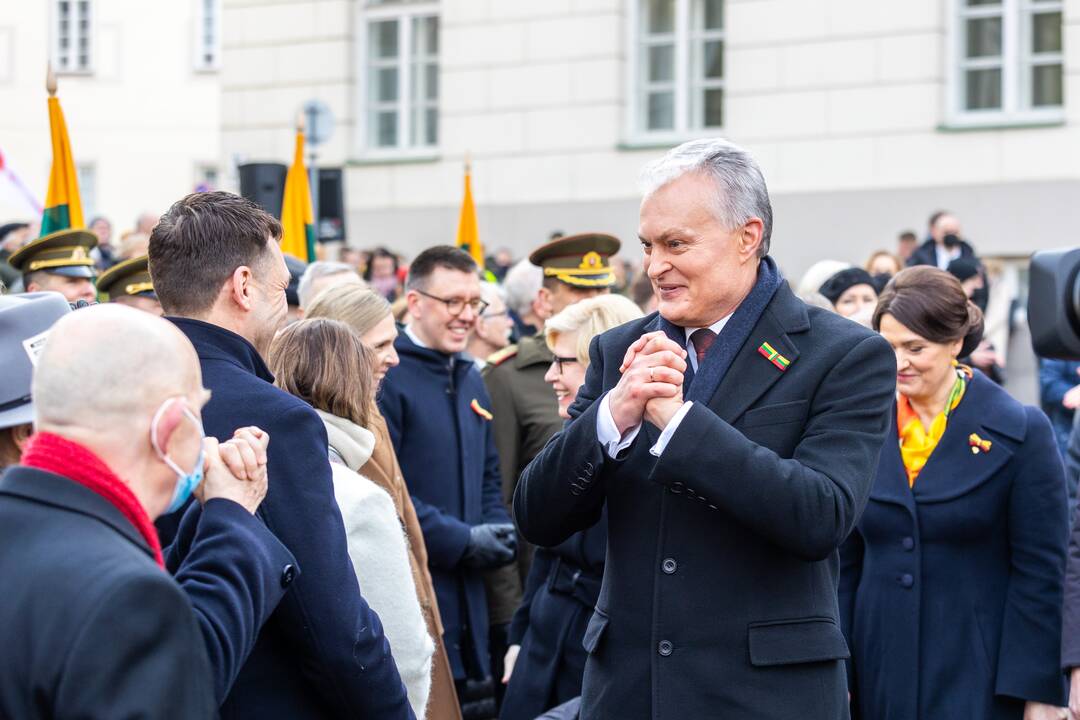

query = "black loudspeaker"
238;163;287;219
317;167;346;243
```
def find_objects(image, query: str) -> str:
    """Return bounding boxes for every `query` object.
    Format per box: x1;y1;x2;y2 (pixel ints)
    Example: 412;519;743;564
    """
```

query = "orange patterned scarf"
896;365;972;487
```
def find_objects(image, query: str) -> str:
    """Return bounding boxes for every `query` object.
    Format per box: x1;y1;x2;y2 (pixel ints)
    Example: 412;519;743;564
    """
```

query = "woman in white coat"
269;318;434;719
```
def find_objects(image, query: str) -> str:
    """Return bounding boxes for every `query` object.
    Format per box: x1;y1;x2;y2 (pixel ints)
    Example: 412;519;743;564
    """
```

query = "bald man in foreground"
0;304;294;718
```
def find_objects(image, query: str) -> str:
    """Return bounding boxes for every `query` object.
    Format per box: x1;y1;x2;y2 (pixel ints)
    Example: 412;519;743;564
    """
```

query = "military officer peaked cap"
528;232;621;289
8;228;98;279
96;254;155;301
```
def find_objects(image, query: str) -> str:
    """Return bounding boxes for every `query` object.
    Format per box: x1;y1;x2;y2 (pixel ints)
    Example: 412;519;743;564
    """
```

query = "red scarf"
21;432;164;568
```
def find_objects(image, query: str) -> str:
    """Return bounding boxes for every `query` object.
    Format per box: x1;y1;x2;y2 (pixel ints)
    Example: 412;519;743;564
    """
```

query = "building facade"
225;0;1078;278
0;0;221;233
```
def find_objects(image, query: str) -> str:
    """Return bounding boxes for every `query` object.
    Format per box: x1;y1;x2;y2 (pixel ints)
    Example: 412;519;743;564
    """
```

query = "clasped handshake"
609;331;690;436
195;426;271;515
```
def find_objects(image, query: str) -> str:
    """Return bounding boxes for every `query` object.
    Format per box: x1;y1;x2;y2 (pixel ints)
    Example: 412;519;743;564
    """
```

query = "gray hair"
639;138;773;257
298;261;360;309
502;259;543;317
478;281;505;312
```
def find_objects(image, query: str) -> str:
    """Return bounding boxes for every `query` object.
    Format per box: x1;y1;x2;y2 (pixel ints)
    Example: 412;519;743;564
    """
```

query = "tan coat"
362;410;462;720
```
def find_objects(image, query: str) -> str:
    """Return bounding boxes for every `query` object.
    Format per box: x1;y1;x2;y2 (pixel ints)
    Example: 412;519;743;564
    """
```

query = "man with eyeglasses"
378;245;518;711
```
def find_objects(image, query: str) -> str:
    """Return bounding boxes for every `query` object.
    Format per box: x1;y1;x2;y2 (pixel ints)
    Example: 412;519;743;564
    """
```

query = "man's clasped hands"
608;331;689;437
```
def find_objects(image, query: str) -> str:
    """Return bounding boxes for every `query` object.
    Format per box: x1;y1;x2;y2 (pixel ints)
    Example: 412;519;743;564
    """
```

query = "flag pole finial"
295;110;305;134
46;63;57;97
464;151;471;174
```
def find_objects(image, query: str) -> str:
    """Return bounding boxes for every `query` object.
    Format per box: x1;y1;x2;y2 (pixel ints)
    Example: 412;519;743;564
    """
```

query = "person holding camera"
840;266;1068;719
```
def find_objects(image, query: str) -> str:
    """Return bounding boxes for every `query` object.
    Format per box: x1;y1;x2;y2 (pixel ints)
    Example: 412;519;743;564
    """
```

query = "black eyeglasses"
551;355;579;375
415;290;489;317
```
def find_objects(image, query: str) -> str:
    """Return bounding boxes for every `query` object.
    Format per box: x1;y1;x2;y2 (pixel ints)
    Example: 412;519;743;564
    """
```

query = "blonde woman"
500;294;643;720
305;283;462;720
269;319;434;719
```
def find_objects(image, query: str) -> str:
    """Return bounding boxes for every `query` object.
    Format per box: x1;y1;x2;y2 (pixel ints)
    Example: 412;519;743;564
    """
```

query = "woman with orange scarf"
839;267;1068;720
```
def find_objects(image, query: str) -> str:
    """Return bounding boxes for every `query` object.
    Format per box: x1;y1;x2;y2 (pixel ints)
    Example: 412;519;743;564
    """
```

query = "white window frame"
625;0;725;145
352;1;440;161
945;0;1064;128
77;163;96;220
193;0;222;73
52;0;94;75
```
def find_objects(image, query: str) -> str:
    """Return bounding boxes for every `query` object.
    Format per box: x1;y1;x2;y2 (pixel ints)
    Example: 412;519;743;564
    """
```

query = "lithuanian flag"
40;68;83;235
280;123;316;262
455;160;483;266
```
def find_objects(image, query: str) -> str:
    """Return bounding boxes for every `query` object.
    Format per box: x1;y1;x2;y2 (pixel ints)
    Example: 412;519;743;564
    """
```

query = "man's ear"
152;399;187;457
12;423;33;452
229;266;255;312
405;290;423;321
535;288;553;321
738;218;765;262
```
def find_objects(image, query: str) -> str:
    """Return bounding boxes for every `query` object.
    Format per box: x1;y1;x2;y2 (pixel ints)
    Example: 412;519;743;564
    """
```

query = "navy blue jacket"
501;511;606;720
1038;357;1080;458
163;318;414;720
839;371;1068;719
165;498;296;704
515;283;897;720
0;467;216;719
378;330;511;680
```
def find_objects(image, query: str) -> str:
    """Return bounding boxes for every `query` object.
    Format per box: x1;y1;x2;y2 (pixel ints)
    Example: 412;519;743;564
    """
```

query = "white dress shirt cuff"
649;401;694;457
597;393;641;459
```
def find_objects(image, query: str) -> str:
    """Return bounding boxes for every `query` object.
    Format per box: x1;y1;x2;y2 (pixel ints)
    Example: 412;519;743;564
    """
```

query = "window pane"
413;15;438;56
702;39;723;79
374;111;397;147
648;44;674;82
966;0;1000;5
1032;12;1062;54
965;67;1002;109
375;67;398;102
426;107;438;145
647;0;675;34
1032;63;1063;106
646;91;674;130
702;87;723;127
966;17;1002;58
370;20;398;59
701;0;723;30
425;62;438;101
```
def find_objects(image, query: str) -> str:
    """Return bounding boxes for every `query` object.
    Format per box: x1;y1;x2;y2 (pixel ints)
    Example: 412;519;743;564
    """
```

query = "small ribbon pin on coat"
470;398;493;421
968;433;992;454
757;342;791;372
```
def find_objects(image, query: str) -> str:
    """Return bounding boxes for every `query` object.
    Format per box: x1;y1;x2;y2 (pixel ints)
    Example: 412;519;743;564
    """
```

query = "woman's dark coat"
839;371;1068;719
500;511;606;720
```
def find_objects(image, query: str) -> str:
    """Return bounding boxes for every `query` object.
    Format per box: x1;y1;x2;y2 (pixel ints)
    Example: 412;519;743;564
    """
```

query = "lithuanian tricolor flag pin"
757;342;791;372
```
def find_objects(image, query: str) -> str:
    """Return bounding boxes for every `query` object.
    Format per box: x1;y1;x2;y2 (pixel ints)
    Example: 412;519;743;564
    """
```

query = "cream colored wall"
0;0;220;232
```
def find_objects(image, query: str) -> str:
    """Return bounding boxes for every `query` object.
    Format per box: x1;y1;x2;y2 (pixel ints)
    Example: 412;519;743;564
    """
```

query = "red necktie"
690;328;717;367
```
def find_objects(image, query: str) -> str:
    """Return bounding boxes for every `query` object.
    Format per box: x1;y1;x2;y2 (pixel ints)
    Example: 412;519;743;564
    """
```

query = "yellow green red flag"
455;161;483;266
41;71;84;236
280;126;316;262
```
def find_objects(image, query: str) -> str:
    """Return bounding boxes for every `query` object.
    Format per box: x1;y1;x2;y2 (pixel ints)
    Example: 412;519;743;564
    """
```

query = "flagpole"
47;62;57;97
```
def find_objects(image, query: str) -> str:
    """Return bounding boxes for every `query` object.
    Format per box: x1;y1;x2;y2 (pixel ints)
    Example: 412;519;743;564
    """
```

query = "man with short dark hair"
907;211;976;269
150;191;414;719
378;245;516;702
896;230;918;263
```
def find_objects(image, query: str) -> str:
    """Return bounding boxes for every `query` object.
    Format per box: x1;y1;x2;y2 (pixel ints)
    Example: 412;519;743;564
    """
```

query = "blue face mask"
151;400;206;514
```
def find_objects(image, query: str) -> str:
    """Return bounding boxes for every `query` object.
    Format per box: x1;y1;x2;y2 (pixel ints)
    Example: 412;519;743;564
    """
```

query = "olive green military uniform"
481;232;621;627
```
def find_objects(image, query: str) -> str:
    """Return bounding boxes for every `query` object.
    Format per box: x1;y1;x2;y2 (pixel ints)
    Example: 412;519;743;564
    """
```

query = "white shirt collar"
404;324;428;349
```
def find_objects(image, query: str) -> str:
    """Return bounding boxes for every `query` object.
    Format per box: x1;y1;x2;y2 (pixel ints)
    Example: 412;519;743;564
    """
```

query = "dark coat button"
662;558;677;575
899;573;914;588
281;564;297;588
902;537;915;551
658;640;673;656
670;482;684;494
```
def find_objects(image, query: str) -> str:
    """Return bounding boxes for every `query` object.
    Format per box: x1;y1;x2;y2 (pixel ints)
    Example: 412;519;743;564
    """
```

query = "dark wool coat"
515;282;897;720
500;511;606;720
163;318;414;720
840;371;1068;719
378;330;512;680
0;467;217;719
